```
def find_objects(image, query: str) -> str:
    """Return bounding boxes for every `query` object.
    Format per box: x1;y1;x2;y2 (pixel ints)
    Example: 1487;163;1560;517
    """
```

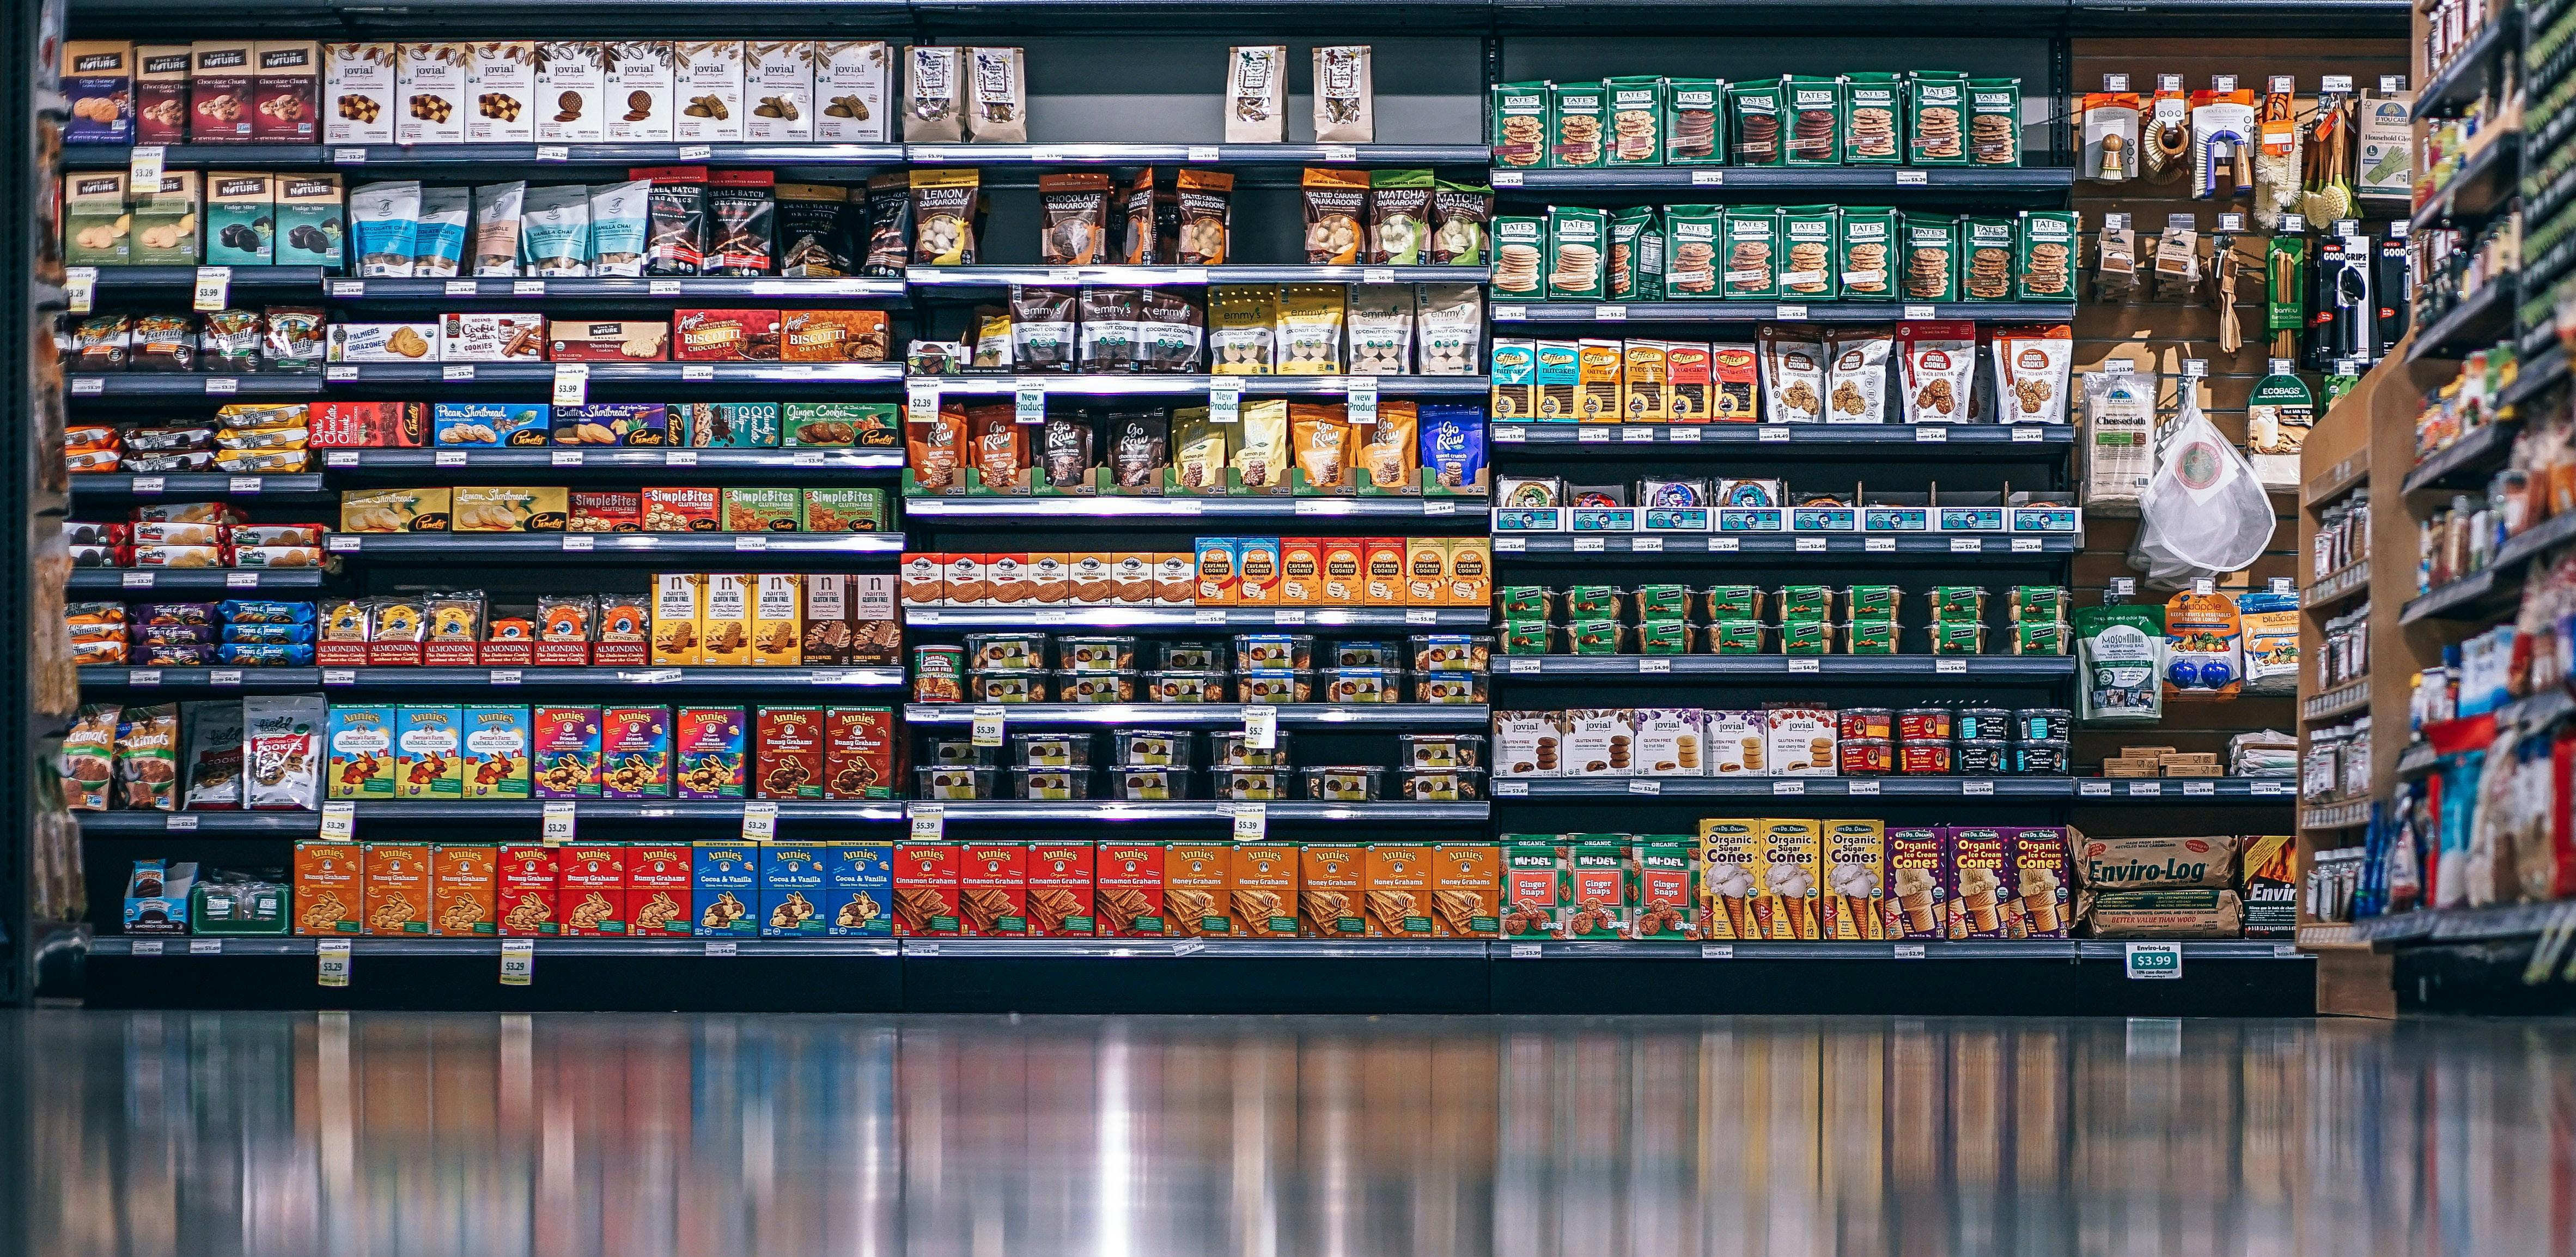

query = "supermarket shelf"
325;532;904;558
2500;344;2569;412
319;362;904;386
90;937;900;958
79;666;904;692
2497;684;2576;732
2352;899;2576;945
2399;565;2510;624
906;606;1488;628
1503;940;2081;960
2069;778;2298;801
906;265;1487;288
1495;776;2072;799
1495;533;2077;556
1495;655;2077;679
68;473;330;501
2402;420;2523;494
1491;301;2079;324
903;702;1487;727
2408;132;2520;236
69;374;319;398
919;801;1490;823
77;800;905;834
907;940;1489;959
2413;8;2520;120
67;569;325;592
902;494;1484;519
2303;679;2373;722
905;143;1493;166
916;373;1489;396
2071;940;2303;960
2396;740;2444;779
1491;167;2074;195
321;448;904;475
2302;563;2371;609
1492;422;2072;450
86;265;331;293
2301;800;2373;830
64;143;907;171
324;276;906;301
2404;277;2517;362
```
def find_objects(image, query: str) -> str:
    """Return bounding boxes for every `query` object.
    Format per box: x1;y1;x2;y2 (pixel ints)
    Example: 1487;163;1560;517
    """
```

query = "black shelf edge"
320;362;904;386
916;374;1488;396
2353;899;2576;945
326;276;908;300
68;473;330;500
2398;566;2508;624
322;448;904;475
905;143;1494;166
1494;533;2078;556
902;494;1485;520
77;800;906;833
2402;419;2524;494
68;569;325;592
908;265;1488;287
65;142;908;170
83;935;2305;961
2404;278;2518;363
79;665;905;692
326;532;905;558
902;702;1488;727
1495;776;2293;801
2407;132;2521;238
1491;422;2071;450
1491;301;2079;324
1495;655;2077;678
2500;344;2569;412
917;801;1492;823
69;374;320;398
1491;167;2074;195
905;607;1490;628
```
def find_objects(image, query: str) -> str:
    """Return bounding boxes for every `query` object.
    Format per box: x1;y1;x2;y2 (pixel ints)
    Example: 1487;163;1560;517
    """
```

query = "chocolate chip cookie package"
1721;207;1780;301
1782;76;1844;166
1901;214;1958;302
1961;216;2017;302
1545;206;1609;301
2017;210;2080;301
1549;81;1607;169
1909;71;1970;165
1840;207;1897;299
1842;74;1901;164
1779;205;1840;302
1490;81;1549;168
1664;78;1724;165
1726;80;1784;166
1969;77;2023;166
1604;77;1665;167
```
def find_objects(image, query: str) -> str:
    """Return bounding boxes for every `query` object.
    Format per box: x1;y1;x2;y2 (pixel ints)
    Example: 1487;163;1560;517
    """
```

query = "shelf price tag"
316;939;352;987
320;801;356;842
1232;801;1267;841
1707;538;1738;552
1507;657;1540;674
1574;536;1605;552
2128;781;2162;796
2183;780;2214;796
489;669;522;685
1774;305;1807;320
1795;537;1826;552
1701;943;1733;959
908;378;941;427
1772;780;1803;796
682;363;715;381
1243;704;1278;751
121;571;154;588
514;280;546;297
551;449;584;467
1962;780;1995;796
534;145;570;162
1321;144;1359;163
2124;942;2182;980
741;801;780;842
1691;169;1724;186
2080;780;2112;796
208;669;242;685
1950;537;1982;554
2011;537;2042;553
333;147;367;165
1639;658;1671;673
204;378;237;395
129;144;165;188
561;535;594;552
1787;658;1819;673
1670;427;1699;442
733;535;768;552
131;476;165;495
500;939;534;986
541;801;577;845
165;815;198;830
705;940;738;957
1915;426;1947;443
191;938;222;954
1593;305;1627;321
1210;381;1243;424
1188;144;1222;162
443;364;474;381
552;363;589;406
1492;170;1524;187
1893;943;1925;960
1361;266;1396;284
1896;171;1929;186
1903;304;1936;319
1848;780;1880;796
129;669;162;687
1935;658;1968;675
1628;780;1660;796
666;450;698;466
64;266;95;314
910;804;945;842
1632;537;1663;553
1015;379;1046;424
1347;379;1379;426
971;706;1006;748
1758;426;1790;442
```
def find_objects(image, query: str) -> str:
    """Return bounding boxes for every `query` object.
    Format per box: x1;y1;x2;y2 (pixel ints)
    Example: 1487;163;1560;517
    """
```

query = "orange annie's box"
293;840;362;936
497;844;560;936
1299;843;1365;938
1231;843;1300;938
1431;843;1501;938
430;844;497;936
361;842;432;936
1364;843;1434;937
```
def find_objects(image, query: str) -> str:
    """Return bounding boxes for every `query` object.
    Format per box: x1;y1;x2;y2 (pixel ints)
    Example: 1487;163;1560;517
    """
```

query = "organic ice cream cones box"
1628;836;1698;939
2002;825;2070;939
1945;825;2008;939
1820;819;1885;940
1753;819;1820;940
1883;825;1947;940
1699;818;1760;940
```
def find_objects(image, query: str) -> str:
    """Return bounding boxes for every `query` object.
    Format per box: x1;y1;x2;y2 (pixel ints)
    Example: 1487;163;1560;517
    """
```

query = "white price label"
1796;537;1826;552
741;801;780;842
1866;537;1896;552
64;266;95;314
191;938;221;954
551;449;584;467
500;939;534;986
236;476;269;494
1774;780;1805;796
334;147;367;165
130;476;165;495
316;939;351;987
1492;305;1525;321
2126;942;2182;980
1194;609;1228;626
121;572;154;588
326;451;357;466
682;364;715;381
908;379;941;427
734;535;769;552
1758;426;1790;442
443;364;474;381
1708;538;1738;552
678;144;714;161
434;450;468;467
1422;499;1455;516
1574;537;1605;552
1788;658;1820;673
330;280;366;299
514;280;546;296
1232;801;1268;840
322;669;355;686
1494;537;1525;553
535;145;570;162
1774;305;1807;320
1347;380;1379;426
541;801;577;845
164;815;197;830
1622;426;1657;442
1322;144;1359;162
1963;780;1995;796
793;450;826;466
226;572;259;588
971;706;1006;748
2081;780;2112;796
1935;658;1968;675
1406;609;1438;625
908;804;946;841
204;378;237;395
1188;145;1222;162
1495;426;1530;444
1243;705;1278;751
1633;537;1664;553
320;801;356;841
2183;781;2215;796
1670;427;1699;442
1015;380;1046;424
489;669;523;686
1848;780;1880;796
650;279;684;296
128;144;165;187
666;450;698;466
552;364;589;406
129;669;162;687
1691;169;1725;186
1594;305;1627;321
1492;170;1524;187
1578;428;1610;443
2012;426;2044;442
1950;538;1982;553
1896;171;1929;186
1495;780;1529;797
1639;658;1671;673
2128;781;2162;796
1274;609;1306;625
1904;304;1936;319
1628;780;1661;796
208;669;242;686
705;941;738;957
561;535;594;552
1362;266;1396;284
1916;427;1947;444
1702;943;1734;959
1894;943;1925;960
443;278;477;297
2010;537;2043;554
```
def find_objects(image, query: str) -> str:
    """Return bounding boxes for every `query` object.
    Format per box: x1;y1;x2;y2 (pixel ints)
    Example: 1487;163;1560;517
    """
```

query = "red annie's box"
824;706;895;799
1095;842;1166;937
959;843;1028;936
496;844;561;936
555;842;628;936
894;842;959;937
1026;842;1095;936
624;843;694;937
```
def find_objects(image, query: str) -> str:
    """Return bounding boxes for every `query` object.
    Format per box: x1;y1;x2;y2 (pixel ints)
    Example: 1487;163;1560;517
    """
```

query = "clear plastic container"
1058;670;1137;703
916;765;996;800
1399;768;1484;800
1113;730;1191;769
1898;707;1953;742
1400;733;1486;770
1156;639;1232;671
970;671;1049;703
1010;732;1092;769
1211;730;1294;769
1415;673;1489;705
1839;738;1893;775
1061;635;1139;672
1148;670;1232;702
924;738;999;766
1237;671;1313;703
1013;766;1094;801
1411;634;1494;672
1215;768;1287;801
1113;767;1190;800
1333;640;1404;667
1303;764;1384;802
1838;707;1894;741
1233;633;1314;671
2012;740;2069;774
1322;667;1402;703
1899;742;1952;775
965;632;1048;671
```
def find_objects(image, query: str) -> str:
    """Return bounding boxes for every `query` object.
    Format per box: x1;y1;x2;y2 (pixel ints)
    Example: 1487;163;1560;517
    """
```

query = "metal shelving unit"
78;665;905;692
1493;422;2072;450
1491;301;2079;324
322;448;904;475
67;569;326;592
326;531;904;558
905;606;1486;628
68;472;330;500
903;702;1487;727
1495;655;2075;678
1495;534;2077;556
903;495;1483;520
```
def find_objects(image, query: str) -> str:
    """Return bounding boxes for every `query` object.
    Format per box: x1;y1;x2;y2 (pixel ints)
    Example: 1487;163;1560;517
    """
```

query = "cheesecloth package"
2129;385;2271;587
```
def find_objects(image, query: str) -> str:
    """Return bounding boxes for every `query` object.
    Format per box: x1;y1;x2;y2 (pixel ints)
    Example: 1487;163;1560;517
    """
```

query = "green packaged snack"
1550;81;1607;169
1708;585;1761;618
1847;585;1901;620
1610;206;1665;302
1960;216;2015;301
1571;619;1625;654
1778;585;1834;619
2015;619;2070;655
2267;231;2307;331
1636;584;1692;620
63;172;132;266
1779;205;1840;302
1640;620;1691;654
1782;620;1832;654
1662;204;1723;298
1604;76;1666;166
1433;179;1492;265
785;401;898;448
1968;77;2023;166
1844;74;1902;163
1782;75;1844;166
1926;586;1986;620
1722;207;1780;300
1546;205;1609;300
1847;620;1899;654
721;487;802;531
801;487;890;532
2009;585;2068;622
1499;585;1553;619
1909;72;1970;165
1503;620;1555;655
1840;207;1898;299
1726;80;1785;166
1709;620;1765;654
1492;215;1545;300
1491;82;1550;168
132;174;202;266
1901;214;1957;301
1929;621;1986;654
2016;210;2078;302
1666;78;1724;165
1566;584;1621;617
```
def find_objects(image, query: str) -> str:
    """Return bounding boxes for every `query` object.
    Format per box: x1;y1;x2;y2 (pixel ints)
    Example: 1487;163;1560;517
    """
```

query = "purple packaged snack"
136;642;218;666
2001;824;2070;939
129;623;217;646
222;622;315;645
1941;824;2009;940
134;602;220;626
1418;403;1486;493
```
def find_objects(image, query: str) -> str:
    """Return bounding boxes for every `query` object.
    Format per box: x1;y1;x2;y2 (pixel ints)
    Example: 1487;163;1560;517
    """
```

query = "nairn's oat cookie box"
691;842;760;937
1699;818;1759;940
1884;825;1946;939
1821;819;1885;940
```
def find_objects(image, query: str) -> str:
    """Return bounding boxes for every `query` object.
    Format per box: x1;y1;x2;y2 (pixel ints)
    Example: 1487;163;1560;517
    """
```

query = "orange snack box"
1364;843;1434;937
1194;538;1239;606
1299;843;1366;938
1405;538;1446;604
292;840;363;936
1431;843;1501;937
1166;843;1233;937
1277;537;1324;604
361;842;433;936
1444;538;1491;608
1362;537;1406;605
497;844;560;936
1321;537;1366;604
1235;536;1281;605
429;843;497;936
1232;843;1300;938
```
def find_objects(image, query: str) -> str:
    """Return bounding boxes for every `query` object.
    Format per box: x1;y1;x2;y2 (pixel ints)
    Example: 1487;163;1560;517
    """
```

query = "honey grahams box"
429;843;497;936
759;844;828;937
1095;842;1166;937
1946;825;2008;940
1231;842;1300;938
1363;842;1434;938
556;842;629;937
691;842;760;937
894;841;960;937
1026;842;1094;936
1883;825;1947;940
1822;819;1886;940
1698;818;1759;941
496;844;560;936
625;844;695;937
293;840;363;936
1501;837;1563;938
1431;843;1501;938
360;842;432;935
1753;818;1820;940
1300;843;1366;938
960;843;1029;936
828;842;894;936
1166;843;1233;937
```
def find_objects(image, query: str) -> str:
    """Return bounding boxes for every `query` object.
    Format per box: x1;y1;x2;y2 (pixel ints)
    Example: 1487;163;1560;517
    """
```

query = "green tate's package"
1778;205;1840;302
1662;204;1722;297
1844;74;1902;163
1610;207;1666;302
1968;77;2023;166
1908;71;1970;165
1782;75;1844;166
2015;210;2078;301
1546;205;1609;300
1722;207;1780;300
1490;82;1550;168
1901;213;1957;302
1604;76;1666;166
1491;215;1545;300
1665;78;1724;165
1726;79;1785;166
1840;207;1898;299
1550;81;1607;169
1959;216;2015;301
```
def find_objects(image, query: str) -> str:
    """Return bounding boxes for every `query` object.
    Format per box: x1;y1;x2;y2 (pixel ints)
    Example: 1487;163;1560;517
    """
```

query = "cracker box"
757;845;826;937
815;40;891;143
753;573;802;665
958;843;1029;936
496;844;560;936
192;40;258;142
1698;818;1759;940
691;842;760;937
1754;818;1820;940
1300;843;1367;937
644;487;721;532
1026;843;1095;936
1884;825;1947;939
556;843;628;936
701;573;754;665
394;42;468;145
137;45;192;146
429;843;497;936
62;41;136;145
600;705;672;798
825;706;896;799
1946;825;2008;939
819;843;894;936
360;842;431;935
755;705;825;799
605;40;674;143
1821;819;1886;940
2005;824;2072;939
466;40;535;144
552;319;670;362
531;706;601;798
460;704;532;799
1365;842;1435;938
394;705;464;799
1166;843;1234;937
323;42;395;144
326;704;398;799
1431;843;1501;938
534;41;606;143
1501;837;1563;938
253;40;322;143
1232;843;1301;939
624;844;695;937
1628;837;1697;939
1562;836;1628;939
292;840;363;936
894;842;961;937
1096;842;1167;937
673;706;747;800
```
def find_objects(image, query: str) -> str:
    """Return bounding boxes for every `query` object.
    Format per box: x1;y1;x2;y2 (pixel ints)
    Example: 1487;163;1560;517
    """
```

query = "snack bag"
2163;583;2244;698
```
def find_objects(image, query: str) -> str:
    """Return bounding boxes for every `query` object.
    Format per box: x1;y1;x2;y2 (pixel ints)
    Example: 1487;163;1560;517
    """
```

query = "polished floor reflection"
14;1011;2575;1256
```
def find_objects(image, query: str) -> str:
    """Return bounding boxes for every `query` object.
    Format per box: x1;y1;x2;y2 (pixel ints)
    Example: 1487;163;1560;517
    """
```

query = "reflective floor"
11;1011;2575;1256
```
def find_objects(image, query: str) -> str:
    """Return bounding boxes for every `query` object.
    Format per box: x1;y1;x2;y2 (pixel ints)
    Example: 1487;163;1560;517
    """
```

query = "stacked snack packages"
303;575;896;669
1698;819;2073;942
63;505;328;573
60;695;324;813
66;598;318;668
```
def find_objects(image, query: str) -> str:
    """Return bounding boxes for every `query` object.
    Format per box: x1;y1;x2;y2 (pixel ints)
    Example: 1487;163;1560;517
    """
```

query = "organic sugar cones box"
1753;819;1820;940
1820;819;1885;941
1883;825;1946;940
1698;818;1760;940
1946;825;2008;939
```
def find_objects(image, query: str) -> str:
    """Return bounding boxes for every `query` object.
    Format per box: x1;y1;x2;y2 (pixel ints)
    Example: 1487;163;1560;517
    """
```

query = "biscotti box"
535;42;607;143
323;44;395;145
673;41;746;144
815;41;891;143
467;41;537;144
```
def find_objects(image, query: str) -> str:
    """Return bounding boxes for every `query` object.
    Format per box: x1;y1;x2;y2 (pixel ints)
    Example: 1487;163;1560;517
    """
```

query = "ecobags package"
2129;385;2271;588
2074;602;2164;724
